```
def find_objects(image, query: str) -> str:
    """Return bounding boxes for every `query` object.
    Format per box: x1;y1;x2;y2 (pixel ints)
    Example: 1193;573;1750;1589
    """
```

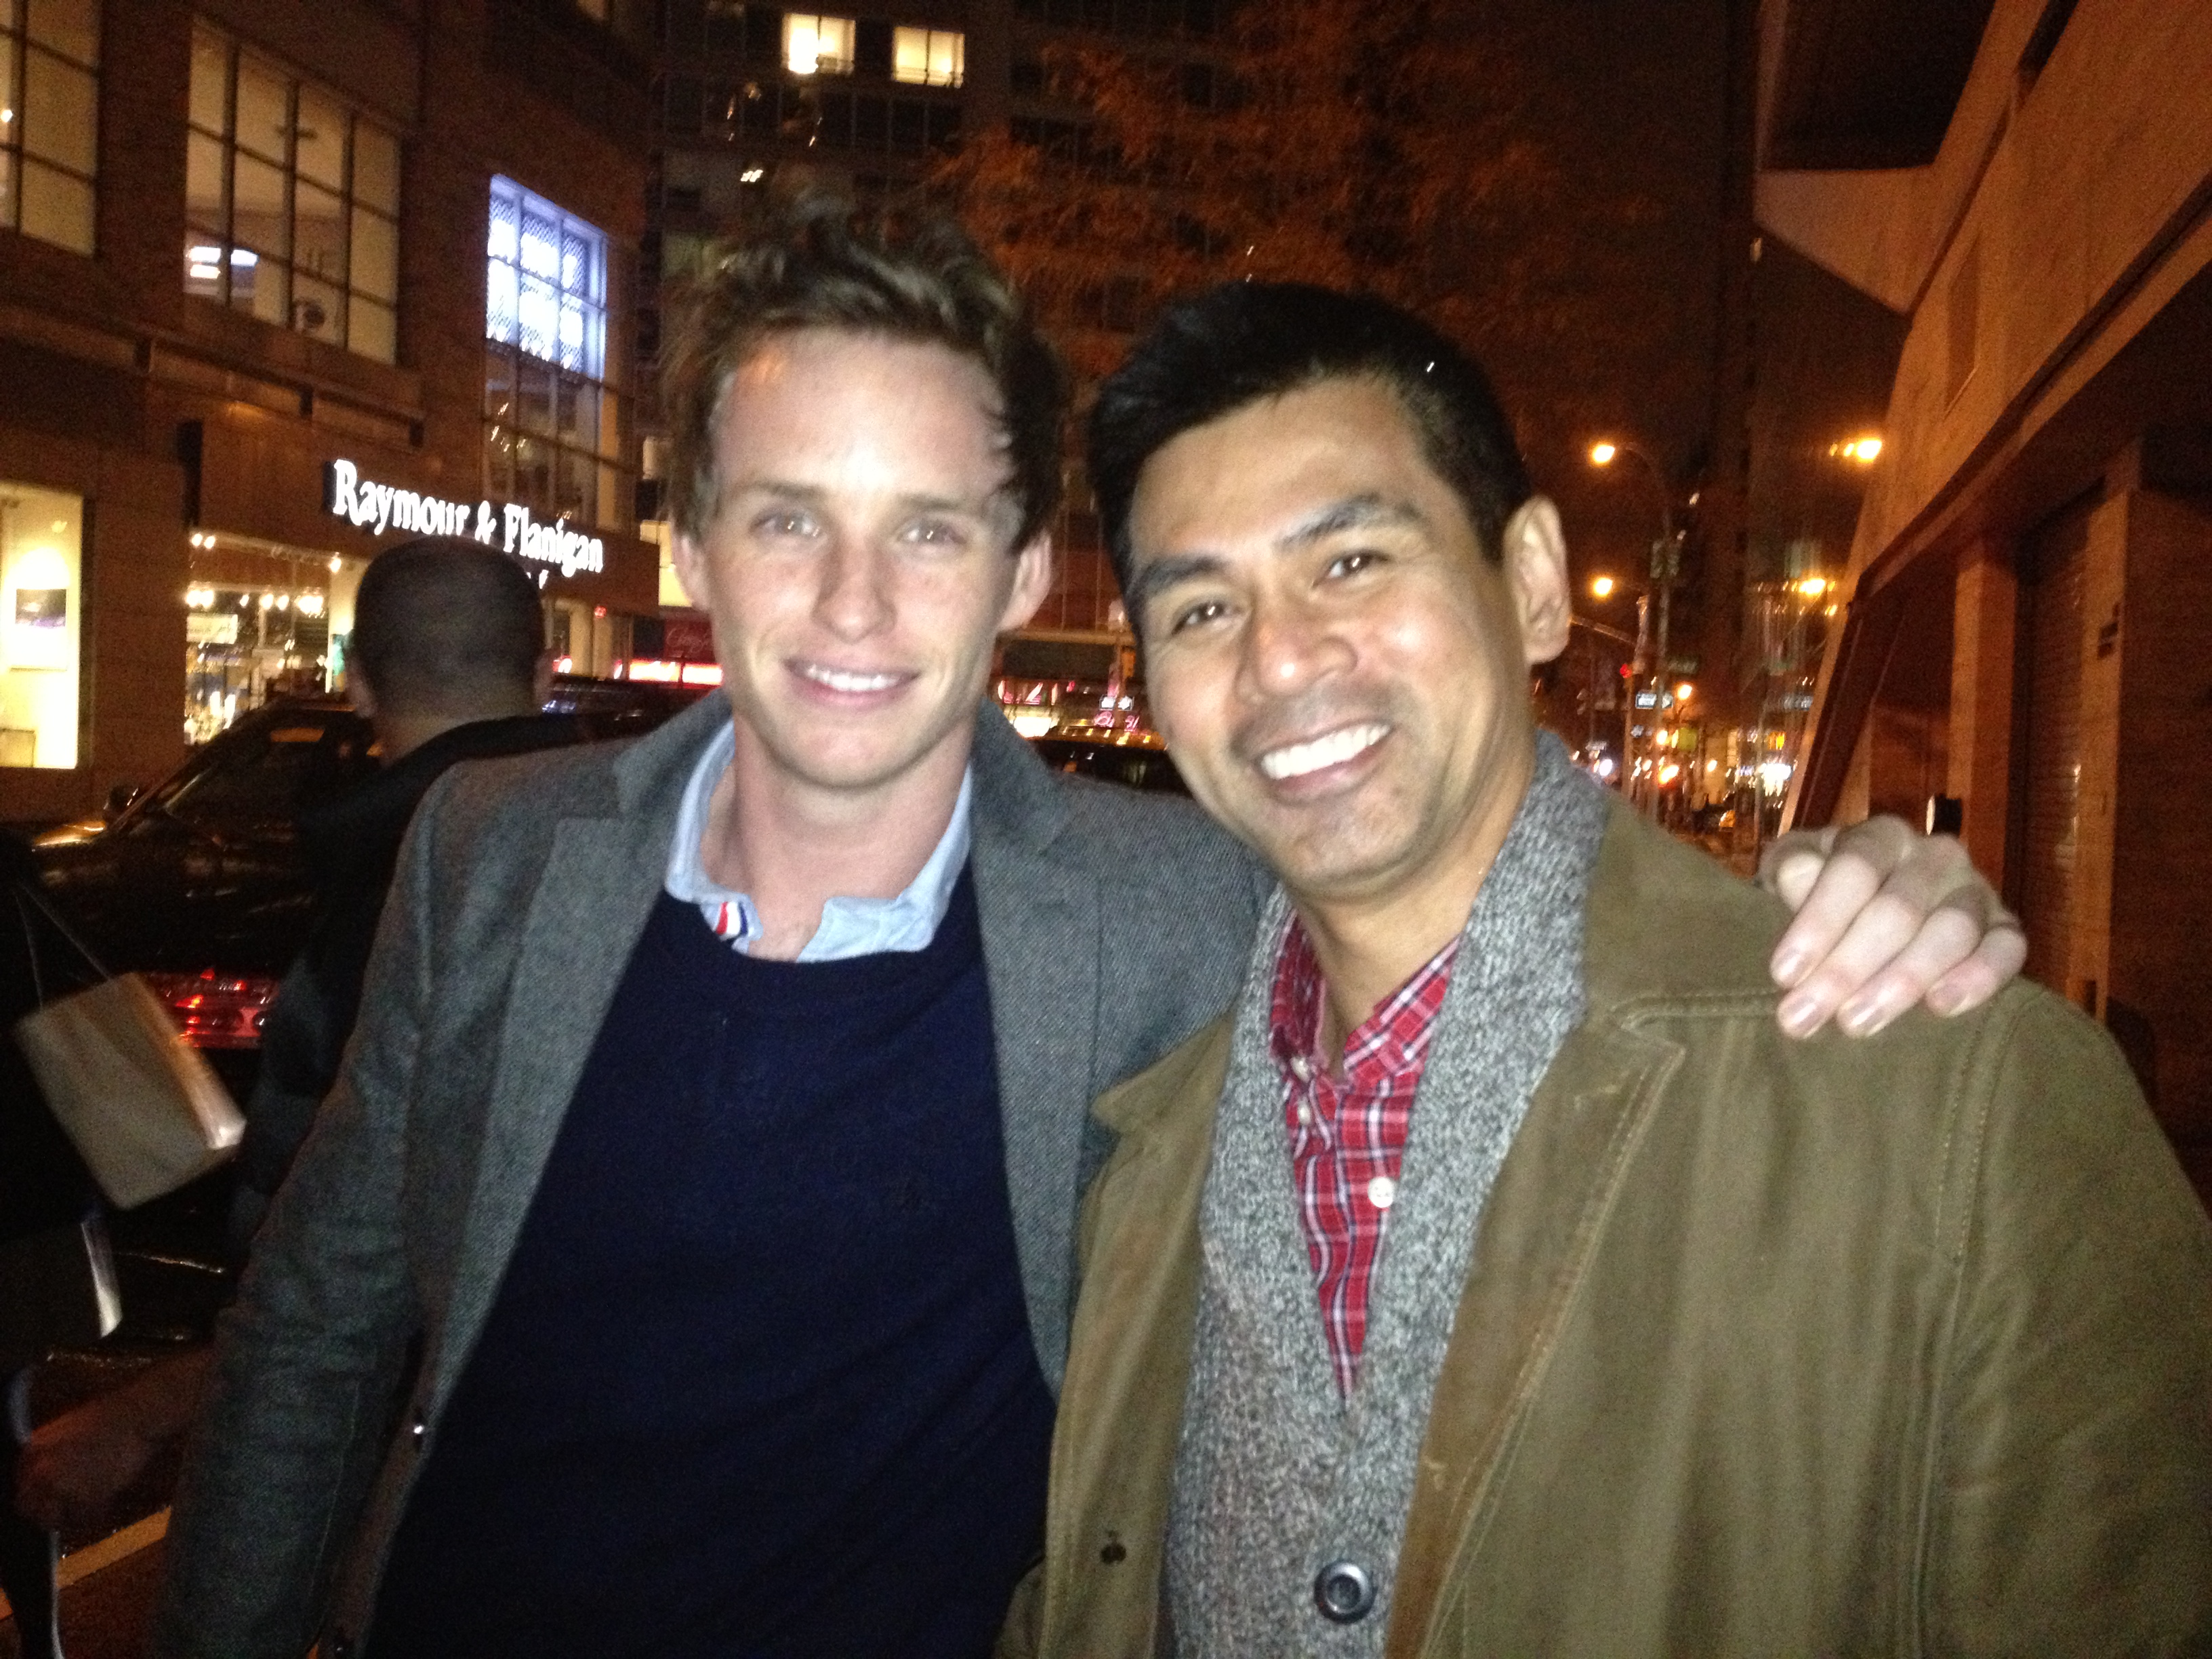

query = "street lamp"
1589;438;1683;817
1572;588;1639;787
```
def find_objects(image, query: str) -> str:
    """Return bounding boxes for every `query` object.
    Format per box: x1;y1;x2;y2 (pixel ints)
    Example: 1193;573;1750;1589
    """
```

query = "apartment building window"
784;14;855;75
0;0;100;255
485;176;628;531
185;27;401;363
893;27;964;87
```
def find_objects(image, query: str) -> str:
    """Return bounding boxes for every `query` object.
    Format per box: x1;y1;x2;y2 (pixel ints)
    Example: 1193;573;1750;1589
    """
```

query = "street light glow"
1797;575;1829;598
1829;434;1884;464
1589;441;1618;467
1590;575;1617;599
1675;682;1694;703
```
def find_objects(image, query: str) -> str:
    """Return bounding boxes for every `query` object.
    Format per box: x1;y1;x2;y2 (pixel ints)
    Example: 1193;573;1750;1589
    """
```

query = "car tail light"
142;970;281;1050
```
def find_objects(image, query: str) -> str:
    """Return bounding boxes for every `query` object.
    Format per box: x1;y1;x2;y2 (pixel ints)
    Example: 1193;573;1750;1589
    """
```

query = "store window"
784;14;855;75
0;485;84;770
0;0;100;255
893;27;963;87
183;532;354;743
485;176;630;532
184;26;401;363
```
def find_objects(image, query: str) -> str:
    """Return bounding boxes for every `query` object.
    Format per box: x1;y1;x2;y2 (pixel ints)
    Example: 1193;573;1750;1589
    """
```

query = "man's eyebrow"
722;478;827;507
723;480;994;516
1278;493;1425;549
1127;552;1227;614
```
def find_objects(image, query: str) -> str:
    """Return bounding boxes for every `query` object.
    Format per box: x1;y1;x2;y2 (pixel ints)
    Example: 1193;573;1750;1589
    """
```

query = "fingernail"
1839;996;1890;1037
1778;991;1821;1038
1772;948;1807;987
1927;984;1965;1017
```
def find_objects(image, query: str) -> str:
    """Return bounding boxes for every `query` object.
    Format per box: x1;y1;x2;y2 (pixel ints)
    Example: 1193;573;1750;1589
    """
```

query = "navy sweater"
371;872;1055;1657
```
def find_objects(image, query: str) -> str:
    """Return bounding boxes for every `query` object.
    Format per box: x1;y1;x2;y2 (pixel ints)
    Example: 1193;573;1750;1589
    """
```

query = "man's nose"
813;536;894;638
1237;598;1353;701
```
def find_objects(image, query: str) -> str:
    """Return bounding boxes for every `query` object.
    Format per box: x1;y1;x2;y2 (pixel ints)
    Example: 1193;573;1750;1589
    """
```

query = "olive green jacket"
1008;804;2212;1657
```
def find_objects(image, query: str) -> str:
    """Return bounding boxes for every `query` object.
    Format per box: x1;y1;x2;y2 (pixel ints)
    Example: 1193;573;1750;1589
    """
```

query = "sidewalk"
0;1511;166;1659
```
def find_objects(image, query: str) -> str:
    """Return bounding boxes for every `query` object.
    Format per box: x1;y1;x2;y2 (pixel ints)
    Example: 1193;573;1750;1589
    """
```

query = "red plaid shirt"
1271;918;1460;1396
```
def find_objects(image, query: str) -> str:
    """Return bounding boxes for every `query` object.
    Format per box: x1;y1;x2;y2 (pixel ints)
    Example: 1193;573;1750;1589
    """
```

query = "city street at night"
4;0;2209;1654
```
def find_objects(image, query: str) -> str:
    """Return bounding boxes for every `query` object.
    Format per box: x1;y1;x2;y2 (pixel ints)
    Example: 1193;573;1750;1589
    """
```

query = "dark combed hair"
661;194;1066;550
1088;283;1534;600
351;537;544;715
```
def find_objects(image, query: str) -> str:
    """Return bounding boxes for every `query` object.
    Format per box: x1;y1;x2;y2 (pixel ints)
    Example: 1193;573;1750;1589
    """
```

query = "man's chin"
1223;811;1413;907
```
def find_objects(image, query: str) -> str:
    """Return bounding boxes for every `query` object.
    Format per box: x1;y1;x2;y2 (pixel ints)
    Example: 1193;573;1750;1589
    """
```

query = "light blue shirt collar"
665;718;973;962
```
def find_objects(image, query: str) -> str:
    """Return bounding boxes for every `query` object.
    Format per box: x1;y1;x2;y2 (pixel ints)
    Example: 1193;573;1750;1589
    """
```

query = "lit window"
0;485;85;769
0;0;100;254
893;27;964;88
485;176;631;533
184;26;400;363
784;14;855;75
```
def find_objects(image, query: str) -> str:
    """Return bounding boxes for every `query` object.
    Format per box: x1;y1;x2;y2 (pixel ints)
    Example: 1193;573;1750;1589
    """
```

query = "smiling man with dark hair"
1012;283;2212;1657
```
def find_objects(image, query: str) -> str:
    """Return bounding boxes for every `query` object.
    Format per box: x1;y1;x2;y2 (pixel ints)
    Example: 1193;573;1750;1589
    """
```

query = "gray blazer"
155;695;1269;1659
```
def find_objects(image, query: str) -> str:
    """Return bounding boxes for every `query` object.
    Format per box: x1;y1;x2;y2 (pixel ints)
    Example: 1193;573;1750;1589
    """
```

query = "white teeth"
800;664;902;693
1258;722;1389;781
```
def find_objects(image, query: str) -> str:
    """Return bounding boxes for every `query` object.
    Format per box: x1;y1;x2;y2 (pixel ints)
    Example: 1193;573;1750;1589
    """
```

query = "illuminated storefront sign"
324;457;605;580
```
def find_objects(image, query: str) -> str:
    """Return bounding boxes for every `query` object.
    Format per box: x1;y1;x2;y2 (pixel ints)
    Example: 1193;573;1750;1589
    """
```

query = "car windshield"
138;710;374;837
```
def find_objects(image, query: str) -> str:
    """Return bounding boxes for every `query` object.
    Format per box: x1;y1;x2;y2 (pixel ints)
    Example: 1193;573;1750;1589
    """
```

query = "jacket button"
330;1632;355;1658
409;1413;428;1443
1314;1559;1375;1624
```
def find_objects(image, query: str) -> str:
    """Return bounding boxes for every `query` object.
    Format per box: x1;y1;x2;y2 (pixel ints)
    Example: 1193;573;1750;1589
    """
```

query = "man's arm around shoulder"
152;785;452;1659
1929;985;2212;1654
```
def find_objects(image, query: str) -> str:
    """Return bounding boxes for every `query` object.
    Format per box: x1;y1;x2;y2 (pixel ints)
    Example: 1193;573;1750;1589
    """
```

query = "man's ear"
1501;495;1572;668
670;529;710;611
999;533;1054;633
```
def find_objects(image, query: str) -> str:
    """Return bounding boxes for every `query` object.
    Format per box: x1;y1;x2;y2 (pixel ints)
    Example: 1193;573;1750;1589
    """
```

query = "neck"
373;705;525;764
697;716;970;962
1294;734;1536;1056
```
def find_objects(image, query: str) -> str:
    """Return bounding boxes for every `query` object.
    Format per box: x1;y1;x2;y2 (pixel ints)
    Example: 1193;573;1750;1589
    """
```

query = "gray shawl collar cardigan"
1166;735;1612;1656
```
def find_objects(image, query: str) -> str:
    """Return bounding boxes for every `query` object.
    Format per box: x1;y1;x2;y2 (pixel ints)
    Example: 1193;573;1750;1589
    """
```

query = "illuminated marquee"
324;457;605;580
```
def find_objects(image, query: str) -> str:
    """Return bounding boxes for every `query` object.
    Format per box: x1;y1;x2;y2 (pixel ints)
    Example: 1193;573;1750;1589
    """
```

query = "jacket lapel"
1042;1017;1234;1657
1383;815;1684;1656
970;704;1099;1391
430;697;720;1408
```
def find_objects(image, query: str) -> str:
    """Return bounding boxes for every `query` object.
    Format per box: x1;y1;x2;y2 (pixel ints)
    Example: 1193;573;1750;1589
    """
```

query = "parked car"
23;680;708;1324
1029;735;1188;796
29;679;708;1094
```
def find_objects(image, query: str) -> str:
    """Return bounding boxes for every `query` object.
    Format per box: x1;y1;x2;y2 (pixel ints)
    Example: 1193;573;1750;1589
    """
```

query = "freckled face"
672;329;1050;800
1128;377;1568;908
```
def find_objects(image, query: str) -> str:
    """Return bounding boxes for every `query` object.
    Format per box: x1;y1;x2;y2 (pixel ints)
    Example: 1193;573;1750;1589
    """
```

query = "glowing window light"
783;14;855;75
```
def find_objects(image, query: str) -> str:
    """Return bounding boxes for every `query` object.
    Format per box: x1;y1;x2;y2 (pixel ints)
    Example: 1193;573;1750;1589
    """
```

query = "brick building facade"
0;0;655;824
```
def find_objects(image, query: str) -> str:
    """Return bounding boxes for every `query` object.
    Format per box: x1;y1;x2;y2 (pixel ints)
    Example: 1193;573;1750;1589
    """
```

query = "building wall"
1945;541;2015;882
1759;0;2212;1208
1765;0;2212;589
0;0;652;821
2106;486;2212;1145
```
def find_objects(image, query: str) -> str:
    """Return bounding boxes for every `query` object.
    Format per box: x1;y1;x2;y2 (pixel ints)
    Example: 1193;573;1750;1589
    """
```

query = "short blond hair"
661;196;1065;550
